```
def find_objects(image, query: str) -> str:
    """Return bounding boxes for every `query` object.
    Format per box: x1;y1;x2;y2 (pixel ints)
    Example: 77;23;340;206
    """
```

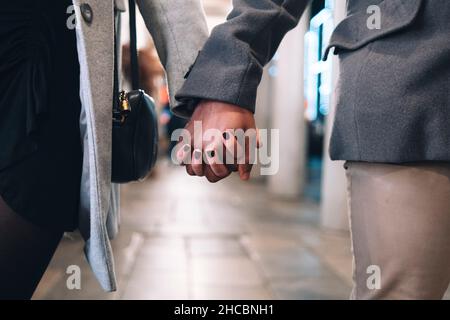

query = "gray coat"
72;0;208;291
176;0;450;162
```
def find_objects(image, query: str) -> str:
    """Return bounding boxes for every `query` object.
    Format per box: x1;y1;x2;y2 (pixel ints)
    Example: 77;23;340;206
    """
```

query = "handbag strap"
114;0;140;100
128;0;140;90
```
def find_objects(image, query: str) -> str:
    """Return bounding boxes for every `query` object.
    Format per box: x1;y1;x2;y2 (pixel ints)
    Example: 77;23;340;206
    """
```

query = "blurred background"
31;0;450;300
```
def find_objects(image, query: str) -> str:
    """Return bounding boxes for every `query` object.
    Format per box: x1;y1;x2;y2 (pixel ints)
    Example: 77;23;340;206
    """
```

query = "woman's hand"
176;100;259;183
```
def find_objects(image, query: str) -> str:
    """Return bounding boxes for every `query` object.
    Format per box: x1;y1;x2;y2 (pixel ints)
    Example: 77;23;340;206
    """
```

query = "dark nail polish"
194;150;202;160
223;132;230;140
207;150;215;158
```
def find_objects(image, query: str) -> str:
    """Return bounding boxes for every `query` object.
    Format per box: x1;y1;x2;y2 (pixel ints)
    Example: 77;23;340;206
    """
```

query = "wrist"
195;99;254;116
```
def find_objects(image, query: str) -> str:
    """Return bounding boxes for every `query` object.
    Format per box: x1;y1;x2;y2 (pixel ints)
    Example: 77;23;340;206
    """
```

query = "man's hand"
176;100;258;183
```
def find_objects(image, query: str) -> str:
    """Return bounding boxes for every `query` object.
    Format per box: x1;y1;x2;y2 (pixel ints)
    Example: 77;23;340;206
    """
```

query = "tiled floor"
33;160;353;300
33;160;449;300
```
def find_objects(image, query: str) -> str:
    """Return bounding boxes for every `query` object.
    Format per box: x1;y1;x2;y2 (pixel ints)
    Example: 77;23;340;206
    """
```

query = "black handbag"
112;0;158;183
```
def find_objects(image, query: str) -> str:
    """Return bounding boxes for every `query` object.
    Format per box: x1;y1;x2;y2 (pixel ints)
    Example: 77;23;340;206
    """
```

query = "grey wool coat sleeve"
137;0;209;110
175;0;310;117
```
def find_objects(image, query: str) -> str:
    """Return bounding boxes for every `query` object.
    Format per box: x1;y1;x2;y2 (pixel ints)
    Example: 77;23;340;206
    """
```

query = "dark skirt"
0;0;82;231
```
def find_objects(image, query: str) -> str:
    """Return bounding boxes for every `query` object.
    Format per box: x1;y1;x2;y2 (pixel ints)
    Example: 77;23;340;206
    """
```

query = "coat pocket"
323;0;423;60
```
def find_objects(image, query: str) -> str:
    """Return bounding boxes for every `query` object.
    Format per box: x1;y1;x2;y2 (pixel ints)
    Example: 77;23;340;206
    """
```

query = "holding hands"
175;100;260;183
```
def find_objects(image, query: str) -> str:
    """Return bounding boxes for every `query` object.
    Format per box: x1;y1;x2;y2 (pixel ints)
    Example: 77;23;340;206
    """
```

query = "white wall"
320;0;349;231
267;10;310;198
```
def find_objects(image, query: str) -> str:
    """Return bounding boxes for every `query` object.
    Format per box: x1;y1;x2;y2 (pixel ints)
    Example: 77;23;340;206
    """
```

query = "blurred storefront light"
304;0;335;121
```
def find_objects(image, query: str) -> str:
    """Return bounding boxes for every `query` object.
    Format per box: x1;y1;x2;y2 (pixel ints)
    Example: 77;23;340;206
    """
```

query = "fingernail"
223;132;230;140
206;150;215;158
194;150;202;160
183;144;191;152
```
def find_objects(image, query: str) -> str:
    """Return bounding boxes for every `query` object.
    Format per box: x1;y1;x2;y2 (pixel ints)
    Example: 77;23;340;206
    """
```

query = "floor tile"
34;162;357;300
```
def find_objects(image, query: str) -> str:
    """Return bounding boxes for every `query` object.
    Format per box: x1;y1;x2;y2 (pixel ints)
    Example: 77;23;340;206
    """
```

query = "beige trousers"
345;162;450;300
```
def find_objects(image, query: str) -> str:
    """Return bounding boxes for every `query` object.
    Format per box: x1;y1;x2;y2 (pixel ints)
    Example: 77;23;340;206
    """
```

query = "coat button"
80;3;93;24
